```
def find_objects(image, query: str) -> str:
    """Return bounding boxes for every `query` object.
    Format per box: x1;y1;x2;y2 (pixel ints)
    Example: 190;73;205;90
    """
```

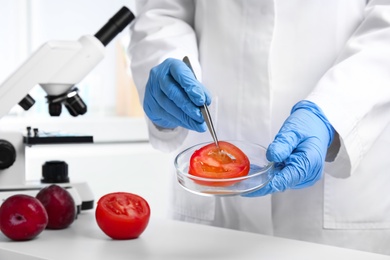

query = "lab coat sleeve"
306;0;390;178
128;0;200;152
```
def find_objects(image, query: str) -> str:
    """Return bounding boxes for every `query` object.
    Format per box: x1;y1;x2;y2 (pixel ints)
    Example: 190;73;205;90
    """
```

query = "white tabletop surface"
0;210;389;260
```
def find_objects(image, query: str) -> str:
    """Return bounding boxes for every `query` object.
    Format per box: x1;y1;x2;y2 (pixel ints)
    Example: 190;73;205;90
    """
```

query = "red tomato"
189;141;250;186
95;192;150;240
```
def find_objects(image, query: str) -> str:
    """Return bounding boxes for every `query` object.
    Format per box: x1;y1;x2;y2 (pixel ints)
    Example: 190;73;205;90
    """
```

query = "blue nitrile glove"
144;58;211;132
244;100;335;197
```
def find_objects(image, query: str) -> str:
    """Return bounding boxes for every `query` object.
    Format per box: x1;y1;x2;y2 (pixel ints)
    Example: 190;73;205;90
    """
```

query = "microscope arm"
0;35;104;118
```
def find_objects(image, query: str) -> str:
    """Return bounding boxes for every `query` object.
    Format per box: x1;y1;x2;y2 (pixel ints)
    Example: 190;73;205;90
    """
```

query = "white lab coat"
129;0;390;255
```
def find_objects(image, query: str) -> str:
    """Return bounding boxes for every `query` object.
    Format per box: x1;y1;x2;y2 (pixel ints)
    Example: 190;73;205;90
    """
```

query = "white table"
0;211;389;260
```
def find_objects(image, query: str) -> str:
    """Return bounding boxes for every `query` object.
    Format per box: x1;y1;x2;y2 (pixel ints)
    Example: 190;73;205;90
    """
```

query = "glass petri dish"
174;140;274;196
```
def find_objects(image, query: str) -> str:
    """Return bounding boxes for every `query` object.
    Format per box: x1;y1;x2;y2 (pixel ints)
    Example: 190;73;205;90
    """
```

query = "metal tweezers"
182;56;220;149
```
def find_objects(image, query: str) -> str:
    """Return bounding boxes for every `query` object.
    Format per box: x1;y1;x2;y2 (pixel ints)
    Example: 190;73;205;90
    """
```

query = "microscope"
0;6;135;211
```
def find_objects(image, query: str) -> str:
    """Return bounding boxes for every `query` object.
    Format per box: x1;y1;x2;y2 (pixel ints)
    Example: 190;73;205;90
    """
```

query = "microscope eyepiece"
94;6;135;46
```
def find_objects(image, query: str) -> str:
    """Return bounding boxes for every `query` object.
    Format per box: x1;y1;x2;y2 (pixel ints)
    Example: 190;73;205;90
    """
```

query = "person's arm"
306;0;390;178
129;0;200;152
246;1;390;197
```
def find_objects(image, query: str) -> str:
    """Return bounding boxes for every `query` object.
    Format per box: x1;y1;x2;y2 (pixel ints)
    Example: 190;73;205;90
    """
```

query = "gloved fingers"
288;142;324;189
270;142;323;189
266;129;302;162
242;163;302;197
266;108;323;162
157;97;207;132
243;144;323;197
143;94;207;132
169;60;212;106
246;102;333;197
143;58;214;132
159;74;204;123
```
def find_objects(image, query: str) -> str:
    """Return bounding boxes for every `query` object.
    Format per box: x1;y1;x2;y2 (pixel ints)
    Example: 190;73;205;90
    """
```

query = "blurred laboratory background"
0;0;172;219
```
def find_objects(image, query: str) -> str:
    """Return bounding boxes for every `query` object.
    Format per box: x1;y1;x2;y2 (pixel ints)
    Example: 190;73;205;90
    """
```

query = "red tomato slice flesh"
95;192;150;240
189;141;250;186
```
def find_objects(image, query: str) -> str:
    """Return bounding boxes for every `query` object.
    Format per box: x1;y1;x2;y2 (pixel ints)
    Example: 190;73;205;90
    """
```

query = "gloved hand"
244;100;335;197
144;58;211;132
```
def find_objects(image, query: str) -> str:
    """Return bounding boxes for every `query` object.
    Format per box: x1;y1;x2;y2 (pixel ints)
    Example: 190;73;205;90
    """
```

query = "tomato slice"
95;192;150;240
189;141;250;186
